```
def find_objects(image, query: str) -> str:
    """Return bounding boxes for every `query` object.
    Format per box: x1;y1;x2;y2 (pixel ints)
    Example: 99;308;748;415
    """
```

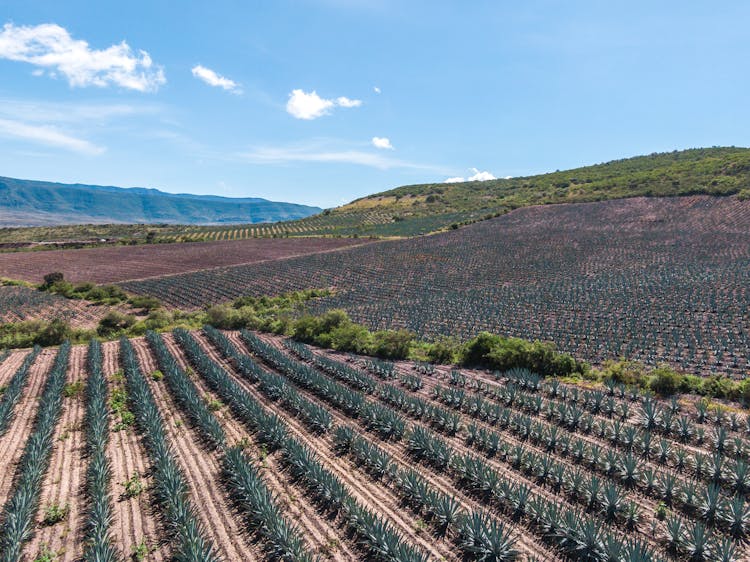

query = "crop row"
119;337;220;561
0;346;41;436
442;375;750;496
82;339;118;561
145;330;313;561
0;342;70;562
243;334;670;560
174;328;429;561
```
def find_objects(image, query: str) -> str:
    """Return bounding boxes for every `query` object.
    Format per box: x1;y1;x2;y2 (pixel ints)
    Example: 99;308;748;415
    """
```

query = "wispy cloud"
0;98;161;124
372;136;394;150
444;168;497;183
286;89;362;119
191;64;241;94
0;22;165;91
239;140;446;172
0;118;104;155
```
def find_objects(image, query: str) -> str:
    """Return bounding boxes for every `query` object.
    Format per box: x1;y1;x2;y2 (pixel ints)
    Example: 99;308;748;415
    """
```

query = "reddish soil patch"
0;237;372;285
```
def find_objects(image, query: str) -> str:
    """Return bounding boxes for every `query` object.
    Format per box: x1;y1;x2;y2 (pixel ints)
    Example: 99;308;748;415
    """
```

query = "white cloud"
468;168;496;181
191;64;241;93
373;86;381;94
0;98;159;124
0;118;104;155
240;140;446;172
443;167;497;183
371;136;394;150
0;23;165;91
286;89;362;119
336;96;362;108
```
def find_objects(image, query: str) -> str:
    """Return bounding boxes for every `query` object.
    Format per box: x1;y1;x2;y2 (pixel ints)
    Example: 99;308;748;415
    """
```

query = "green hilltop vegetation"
2;146;749;247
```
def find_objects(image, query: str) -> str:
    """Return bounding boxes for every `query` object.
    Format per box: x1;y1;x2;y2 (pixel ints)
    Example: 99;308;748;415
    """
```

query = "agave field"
0;286;107;327
0;327;749;561
123;196;750;376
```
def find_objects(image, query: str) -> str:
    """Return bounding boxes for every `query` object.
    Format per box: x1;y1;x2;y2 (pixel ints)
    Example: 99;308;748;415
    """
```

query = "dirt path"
0;348;54;508
101;340;170;562
130;337;265;562
0;349;30;386
166;332;358;561
24;346;87;561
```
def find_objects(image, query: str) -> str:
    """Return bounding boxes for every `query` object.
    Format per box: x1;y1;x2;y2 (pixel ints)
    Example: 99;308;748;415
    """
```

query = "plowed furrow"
0;350;30;386
102;340;170;562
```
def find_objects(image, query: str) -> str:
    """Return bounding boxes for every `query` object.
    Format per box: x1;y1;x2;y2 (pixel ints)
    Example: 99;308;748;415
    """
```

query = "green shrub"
370;329;414;359
701;374;734;399
648;365;682;396
462;333;582;377
35;319;72;347
63;381;84;398
97;311;137;337
425;336;462;364
128;295;162;312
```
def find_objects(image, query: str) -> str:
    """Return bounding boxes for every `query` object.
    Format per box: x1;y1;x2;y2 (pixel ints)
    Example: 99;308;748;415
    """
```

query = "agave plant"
456;512;519;562
718;494;750;539
600;483;624;522
682;521;710;561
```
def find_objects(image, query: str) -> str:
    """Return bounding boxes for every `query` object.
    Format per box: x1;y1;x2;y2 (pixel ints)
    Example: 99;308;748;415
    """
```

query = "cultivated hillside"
2;147;749;245
0;176;322;227
122;195;750;376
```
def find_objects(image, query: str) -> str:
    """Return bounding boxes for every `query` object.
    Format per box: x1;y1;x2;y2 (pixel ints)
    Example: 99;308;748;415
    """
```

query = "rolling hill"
1;147;749;245
0;176;322;227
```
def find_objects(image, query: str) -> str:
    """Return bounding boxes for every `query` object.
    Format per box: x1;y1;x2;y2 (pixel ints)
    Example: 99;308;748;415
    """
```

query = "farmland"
123;196;750;377
1;328;749;561
0;285;112;327
0;236;370;285
4;147;750;249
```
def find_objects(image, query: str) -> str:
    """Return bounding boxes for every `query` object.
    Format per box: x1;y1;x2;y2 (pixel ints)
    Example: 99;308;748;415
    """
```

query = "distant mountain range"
0;176;322;226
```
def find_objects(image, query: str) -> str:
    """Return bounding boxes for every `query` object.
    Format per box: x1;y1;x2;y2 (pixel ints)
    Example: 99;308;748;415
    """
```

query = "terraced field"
0;331;748;561
123;196;750;376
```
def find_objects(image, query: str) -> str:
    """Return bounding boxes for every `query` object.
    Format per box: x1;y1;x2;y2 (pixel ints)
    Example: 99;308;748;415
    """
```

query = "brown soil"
101;340;170;562
0;349;30;386
0;237;372;284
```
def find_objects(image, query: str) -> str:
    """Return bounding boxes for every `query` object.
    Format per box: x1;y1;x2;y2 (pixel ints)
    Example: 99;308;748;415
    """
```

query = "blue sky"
0;1;748;208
